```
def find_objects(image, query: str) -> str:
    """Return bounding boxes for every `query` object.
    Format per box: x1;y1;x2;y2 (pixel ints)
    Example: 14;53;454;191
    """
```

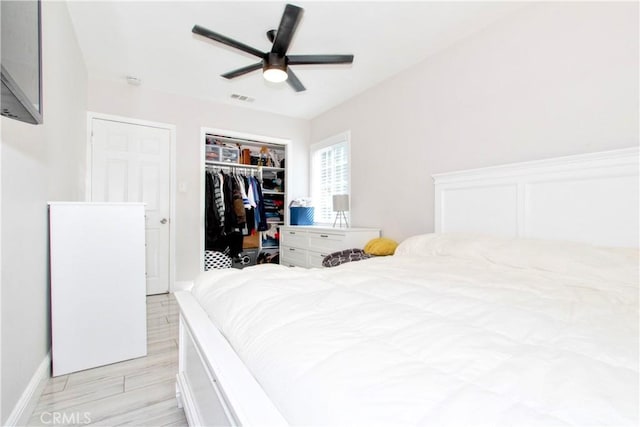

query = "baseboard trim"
173;281;193;292
4;352;50;426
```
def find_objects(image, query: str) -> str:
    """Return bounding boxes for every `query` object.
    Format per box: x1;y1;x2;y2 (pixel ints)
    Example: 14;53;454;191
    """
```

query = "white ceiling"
67;1;524;119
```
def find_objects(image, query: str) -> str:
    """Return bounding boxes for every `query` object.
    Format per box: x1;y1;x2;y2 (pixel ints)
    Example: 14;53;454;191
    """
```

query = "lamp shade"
332;194;349;212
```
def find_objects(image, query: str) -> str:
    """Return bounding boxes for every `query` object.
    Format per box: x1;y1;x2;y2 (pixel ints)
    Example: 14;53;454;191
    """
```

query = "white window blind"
310;133;350;224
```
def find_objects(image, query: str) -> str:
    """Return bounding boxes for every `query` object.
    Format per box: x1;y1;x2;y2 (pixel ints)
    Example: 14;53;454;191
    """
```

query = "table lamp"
332;194;349;228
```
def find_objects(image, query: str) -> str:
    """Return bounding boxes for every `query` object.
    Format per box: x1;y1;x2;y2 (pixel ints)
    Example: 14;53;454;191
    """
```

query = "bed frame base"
174;291;288;427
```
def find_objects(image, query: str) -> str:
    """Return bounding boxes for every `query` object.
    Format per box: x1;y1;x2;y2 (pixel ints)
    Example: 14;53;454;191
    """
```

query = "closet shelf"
262;190;285;195
205;160;284;172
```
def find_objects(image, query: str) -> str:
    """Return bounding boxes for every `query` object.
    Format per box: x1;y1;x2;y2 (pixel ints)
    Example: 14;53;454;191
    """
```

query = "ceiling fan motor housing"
264;53;287;72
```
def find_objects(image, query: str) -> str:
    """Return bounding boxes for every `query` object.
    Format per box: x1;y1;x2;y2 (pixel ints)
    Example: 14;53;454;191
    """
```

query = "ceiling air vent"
230;94;255;103
126;75;142;86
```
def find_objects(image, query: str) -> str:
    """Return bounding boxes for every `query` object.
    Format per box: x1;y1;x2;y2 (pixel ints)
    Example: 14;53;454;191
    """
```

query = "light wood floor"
29;294;187;426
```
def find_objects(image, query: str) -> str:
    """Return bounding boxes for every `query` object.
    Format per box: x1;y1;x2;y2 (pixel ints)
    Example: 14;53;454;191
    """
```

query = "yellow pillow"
363;237;398;256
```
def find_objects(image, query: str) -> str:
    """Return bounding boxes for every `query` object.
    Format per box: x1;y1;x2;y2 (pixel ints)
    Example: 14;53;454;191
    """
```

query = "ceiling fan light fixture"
263;53;288;83
263;67;288;83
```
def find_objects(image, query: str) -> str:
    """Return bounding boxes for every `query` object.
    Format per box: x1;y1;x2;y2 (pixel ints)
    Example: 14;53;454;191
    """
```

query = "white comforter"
192;234;639;426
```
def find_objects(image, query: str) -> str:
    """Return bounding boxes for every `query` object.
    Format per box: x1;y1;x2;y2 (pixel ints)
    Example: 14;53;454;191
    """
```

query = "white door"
90;118;171;295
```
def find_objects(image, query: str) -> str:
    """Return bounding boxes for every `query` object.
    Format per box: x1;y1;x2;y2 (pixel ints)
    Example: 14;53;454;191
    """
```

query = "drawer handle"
289;248;295;251
289;231;296;235
320;234;329;238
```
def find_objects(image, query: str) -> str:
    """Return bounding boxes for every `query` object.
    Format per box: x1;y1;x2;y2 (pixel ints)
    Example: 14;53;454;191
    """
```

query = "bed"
175;147;639;426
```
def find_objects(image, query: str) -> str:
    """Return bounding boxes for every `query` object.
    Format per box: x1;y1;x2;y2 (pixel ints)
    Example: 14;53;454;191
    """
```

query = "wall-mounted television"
1;0;43;125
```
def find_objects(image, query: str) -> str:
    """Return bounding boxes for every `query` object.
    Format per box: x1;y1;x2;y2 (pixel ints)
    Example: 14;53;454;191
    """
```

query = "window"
310;132;350;224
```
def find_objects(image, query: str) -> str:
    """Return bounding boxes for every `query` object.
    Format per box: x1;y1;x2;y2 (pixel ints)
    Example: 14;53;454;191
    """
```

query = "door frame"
86;111;177;293
200;126;291;272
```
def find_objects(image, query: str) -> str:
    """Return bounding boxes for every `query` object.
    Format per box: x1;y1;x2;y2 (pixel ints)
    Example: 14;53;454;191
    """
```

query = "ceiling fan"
192;3;354;92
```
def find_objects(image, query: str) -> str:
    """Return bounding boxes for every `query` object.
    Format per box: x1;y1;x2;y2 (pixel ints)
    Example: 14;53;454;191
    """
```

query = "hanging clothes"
205;168;268;258
213;172;225;228
204;171;215;249
205;171;226;252
231;175;246;226
243;176;256;235
251;175;268;232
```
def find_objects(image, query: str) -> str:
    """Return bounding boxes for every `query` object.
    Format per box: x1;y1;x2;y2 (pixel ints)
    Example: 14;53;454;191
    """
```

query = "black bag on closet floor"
257;251;279;264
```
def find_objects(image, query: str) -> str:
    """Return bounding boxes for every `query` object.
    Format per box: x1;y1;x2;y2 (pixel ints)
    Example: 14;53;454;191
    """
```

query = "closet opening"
200;129;289;271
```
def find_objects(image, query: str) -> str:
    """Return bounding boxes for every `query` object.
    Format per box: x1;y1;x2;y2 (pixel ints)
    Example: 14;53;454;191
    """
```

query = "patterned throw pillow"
322;248;372;267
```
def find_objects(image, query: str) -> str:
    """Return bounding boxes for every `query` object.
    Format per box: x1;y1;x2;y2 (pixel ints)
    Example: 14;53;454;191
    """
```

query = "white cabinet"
280;226;380;268
49;202;147;376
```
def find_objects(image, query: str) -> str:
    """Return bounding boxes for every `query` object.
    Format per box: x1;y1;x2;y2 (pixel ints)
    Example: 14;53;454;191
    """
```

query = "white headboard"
433;147;639;248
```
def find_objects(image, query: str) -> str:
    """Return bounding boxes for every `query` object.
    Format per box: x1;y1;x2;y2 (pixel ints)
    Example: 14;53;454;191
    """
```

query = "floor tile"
30;294;187;426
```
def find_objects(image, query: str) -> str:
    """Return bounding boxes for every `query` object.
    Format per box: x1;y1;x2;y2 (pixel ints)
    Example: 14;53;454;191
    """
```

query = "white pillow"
394;232;503;260
395;233;639;285
484;238;639;284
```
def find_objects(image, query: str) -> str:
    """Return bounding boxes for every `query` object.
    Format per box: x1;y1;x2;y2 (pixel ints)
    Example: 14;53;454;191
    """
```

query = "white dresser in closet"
49;202;147;376
280;226;380;268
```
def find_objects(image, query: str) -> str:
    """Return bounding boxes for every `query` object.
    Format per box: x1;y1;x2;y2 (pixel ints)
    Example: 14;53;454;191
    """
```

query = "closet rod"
206;159;284;171
205;164;259;176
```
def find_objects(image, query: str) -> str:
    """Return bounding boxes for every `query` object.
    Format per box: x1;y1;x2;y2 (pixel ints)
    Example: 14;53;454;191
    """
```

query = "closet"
203;133;286;269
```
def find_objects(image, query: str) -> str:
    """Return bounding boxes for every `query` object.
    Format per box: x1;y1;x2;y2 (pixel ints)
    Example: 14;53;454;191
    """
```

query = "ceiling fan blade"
287;54;354;65
271;4;304;56
221;62;263;79
192;25;264;59
286;68;305;92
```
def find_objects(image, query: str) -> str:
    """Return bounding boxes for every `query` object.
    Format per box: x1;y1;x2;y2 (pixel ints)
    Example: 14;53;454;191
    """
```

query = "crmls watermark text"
40;411;91;425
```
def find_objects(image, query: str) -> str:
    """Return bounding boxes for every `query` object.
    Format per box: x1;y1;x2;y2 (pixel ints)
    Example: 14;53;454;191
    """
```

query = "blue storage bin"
290;207;314;225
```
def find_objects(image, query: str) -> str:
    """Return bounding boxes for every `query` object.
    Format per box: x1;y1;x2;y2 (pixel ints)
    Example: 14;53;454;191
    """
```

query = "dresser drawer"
280;229;308;249
308;231;346;253
281;259;306;268
280;246;307;266
308;251;330;268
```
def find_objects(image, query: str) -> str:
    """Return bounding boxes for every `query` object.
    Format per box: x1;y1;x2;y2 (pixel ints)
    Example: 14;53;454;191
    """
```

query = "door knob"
160;218;168;224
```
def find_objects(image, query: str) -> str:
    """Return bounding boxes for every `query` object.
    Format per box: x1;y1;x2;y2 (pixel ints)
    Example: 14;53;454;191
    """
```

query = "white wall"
311;1;639;242
0;1;88;423
87;80;310;282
